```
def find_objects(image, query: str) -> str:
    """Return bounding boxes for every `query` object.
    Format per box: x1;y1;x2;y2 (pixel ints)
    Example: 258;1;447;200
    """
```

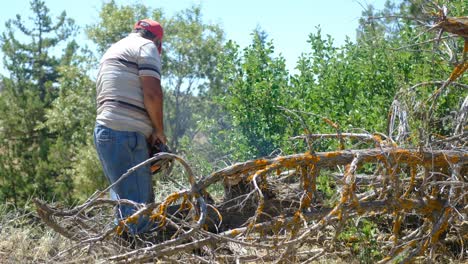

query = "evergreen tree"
0;0;77;205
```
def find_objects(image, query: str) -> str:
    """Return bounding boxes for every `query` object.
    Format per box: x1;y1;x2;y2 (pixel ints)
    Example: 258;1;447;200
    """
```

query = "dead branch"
34;143;467;263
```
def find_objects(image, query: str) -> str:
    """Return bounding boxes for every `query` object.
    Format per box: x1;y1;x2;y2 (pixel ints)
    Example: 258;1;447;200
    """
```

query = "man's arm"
141;75;166;144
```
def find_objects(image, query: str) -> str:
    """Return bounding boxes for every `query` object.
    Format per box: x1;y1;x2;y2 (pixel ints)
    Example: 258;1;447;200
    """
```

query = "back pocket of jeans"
97;129;113;142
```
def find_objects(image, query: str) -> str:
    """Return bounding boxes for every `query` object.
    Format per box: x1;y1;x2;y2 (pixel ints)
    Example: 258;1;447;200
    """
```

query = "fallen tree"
34;140;467;263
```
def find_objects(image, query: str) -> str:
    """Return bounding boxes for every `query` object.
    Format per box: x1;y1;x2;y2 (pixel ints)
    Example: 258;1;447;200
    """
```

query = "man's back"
96;33;162;138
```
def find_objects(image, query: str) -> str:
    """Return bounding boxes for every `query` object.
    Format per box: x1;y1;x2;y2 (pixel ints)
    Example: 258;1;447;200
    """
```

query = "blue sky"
0;0;389;73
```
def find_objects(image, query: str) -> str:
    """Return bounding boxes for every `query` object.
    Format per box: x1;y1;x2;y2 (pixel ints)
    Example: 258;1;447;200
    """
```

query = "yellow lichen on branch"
34;145;466;263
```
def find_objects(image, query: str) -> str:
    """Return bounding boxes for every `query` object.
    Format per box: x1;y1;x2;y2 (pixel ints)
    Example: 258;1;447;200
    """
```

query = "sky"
0;0;390;74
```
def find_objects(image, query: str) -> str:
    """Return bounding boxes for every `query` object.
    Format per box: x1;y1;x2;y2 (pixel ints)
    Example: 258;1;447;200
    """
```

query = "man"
94;19;166;234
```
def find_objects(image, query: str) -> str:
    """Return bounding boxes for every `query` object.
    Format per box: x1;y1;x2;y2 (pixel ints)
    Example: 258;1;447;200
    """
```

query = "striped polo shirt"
96;33;162;138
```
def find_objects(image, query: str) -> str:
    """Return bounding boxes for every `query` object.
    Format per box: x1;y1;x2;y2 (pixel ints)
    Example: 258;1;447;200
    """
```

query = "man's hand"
148;131;167;145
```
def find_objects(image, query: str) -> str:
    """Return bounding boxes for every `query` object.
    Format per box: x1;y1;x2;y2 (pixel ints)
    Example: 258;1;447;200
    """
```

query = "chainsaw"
149;141;173;175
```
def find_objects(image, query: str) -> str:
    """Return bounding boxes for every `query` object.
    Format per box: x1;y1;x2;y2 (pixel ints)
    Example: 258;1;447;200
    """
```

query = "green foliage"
41;62;103;202
86;0;153;54
292;27;400;137
70;141;107;200
361;0;468;140
316;173;336;206
1;0;76;101
217;29;291;159
162;5;225;152
0;0;78;205
338;218;383;263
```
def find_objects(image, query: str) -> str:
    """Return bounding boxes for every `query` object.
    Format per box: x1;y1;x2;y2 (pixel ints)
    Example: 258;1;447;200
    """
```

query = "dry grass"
0;203;104;264
0;204;61;263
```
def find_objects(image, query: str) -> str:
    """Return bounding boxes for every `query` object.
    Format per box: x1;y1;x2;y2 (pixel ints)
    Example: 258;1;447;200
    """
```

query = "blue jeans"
94;123;153;234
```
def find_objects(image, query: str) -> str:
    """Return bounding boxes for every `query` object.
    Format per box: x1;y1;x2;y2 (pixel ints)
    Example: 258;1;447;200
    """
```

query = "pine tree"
0;0;77;205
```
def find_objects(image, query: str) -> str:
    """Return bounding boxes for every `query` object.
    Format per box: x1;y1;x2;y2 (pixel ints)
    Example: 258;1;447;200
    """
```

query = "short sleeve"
138;42;162;79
